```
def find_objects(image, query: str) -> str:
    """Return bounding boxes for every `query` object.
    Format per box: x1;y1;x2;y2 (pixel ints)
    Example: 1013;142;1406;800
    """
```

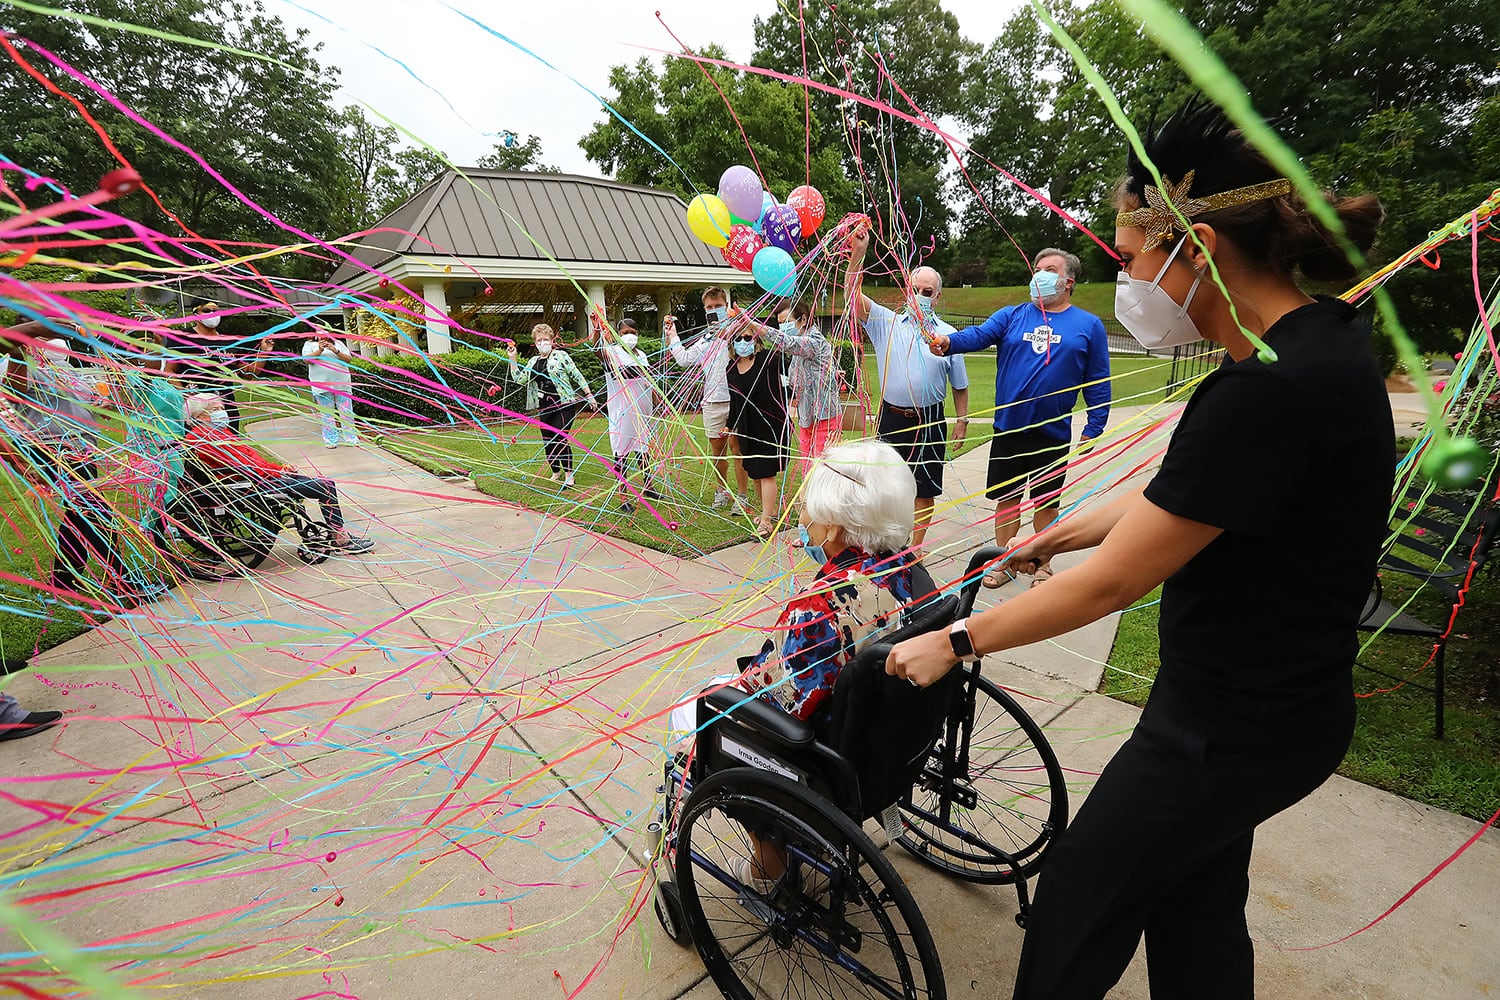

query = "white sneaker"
563;475;575;488
324;442;338;449
712;489;732;510
734;495;755;515
732;857;780;898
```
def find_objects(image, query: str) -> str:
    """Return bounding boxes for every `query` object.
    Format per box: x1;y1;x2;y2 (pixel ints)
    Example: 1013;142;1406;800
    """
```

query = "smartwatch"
948;617;981;662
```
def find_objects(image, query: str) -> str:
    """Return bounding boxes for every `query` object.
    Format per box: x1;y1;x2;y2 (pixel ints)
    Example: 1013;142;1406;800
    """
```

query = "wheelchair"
165;460;334;569
646;548;1069;999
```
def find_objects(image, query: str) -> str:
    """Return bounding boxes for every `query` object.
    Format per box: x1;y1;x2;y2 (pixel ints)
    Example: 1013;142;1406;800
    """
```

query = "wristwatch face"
948;620;975;659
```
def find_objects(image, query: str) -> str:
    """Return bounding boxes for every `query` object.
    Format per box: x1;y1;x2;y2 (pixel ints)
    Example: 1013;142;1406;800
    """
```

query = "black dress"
726;350;789;480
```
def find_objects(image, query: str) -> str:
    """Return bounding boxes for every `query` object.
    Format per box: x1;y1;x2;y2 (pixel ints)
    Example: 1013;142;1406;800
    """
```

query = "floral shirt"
744;547;917;721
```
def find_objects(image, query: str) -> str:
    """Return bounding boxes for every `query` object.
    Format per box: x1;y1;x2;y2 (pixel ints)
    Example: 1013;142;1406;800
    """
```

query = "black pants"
30;457;129;594
538;397;581;475
271;474;344;530
1012;706;1351;1000
877;403;947;499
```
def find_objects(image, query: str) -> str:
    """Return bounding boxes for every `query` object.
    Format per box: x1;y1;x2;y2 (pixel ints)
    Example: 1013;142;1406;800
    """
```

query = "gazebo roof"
329;169;746;291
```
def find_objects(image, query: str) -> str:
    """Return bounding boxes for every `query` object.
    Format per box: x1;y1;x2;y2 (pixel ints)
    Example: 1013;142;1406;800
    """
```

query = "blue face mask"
912;293;936;318
209;410;230;428
733;339;757;357
799;524;828;566
779;321;798;336
706;306;728;324
1029;270;1062;299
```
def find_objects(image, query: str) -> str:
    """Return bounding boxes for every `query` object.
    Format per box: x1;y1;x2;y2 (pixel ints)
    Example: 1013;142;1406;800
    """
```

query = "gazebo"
328;169;752;354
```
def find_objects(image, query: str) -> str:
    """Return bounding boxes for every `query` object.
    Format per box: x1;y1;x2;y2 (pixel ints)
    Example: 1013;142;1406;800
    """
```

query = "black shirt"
1142;299;1394;749
163;327;259;393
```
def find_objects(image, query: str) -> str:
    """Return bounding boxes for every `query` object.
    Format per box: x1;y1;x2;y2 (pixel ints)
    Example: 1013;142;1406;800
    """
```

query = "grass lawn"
1105;575;1500;822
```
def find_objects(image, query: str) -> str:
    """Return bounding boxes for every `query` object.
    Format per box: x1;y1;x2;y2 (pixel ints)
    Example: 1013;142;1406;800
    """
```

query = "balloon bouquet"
684;166;828;298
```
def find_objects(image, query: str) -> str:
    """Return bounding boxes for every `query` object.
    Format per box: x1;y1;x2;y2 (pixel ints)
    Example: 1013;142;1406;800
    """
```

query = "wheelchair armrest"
702;686;815;749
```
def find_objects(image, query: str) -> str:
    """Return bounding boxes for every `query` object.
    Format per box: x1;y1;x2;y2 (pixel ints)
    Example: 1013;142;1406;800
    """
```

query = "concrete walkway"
1;401;1495;999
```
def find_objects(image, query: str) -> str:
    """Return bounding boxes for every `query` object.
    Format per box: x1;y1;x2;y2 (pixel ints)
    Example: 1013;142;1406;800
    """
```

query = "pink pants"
797;416;842;472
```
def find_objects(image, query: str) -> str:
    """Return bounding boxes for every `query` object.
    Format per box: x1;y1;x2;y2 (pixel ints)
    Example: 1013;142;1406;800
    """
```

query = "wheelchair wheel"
210;499;281;569
296;520;332;565
676;768;944;1000
899;668;1067;885
654;880;690;946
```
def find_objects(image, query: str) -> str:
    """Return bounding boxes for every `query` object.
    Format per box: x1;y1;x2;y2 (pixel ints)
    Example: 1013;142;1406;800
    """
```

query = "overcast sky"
273;0;1030;177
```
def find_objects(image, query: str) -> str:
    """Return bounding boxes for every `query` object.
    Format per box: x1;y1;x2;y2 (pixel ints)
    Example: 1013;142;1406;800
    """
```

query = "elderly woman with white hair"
738;438;923;721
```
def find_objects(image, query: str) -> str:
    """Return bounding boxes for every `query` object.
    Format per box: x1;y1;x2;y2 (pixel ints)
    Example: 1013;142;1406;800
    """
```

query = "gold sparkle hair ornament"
1116;170;1293;251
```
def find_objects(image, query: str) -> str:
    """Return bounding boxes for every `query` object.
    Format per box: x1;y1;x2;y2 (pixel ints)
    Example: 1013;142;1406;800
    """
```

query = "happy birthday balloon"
751;245;796;296
787;185;826;236
686;193;732;248
721;225;764;272
761;203;801;254
717;165;762;223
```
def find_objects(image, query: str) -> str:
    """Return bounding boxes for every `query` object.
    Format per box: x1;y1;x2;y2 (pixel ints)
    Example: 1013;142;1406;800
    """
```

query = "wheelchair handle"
957;546;1005;618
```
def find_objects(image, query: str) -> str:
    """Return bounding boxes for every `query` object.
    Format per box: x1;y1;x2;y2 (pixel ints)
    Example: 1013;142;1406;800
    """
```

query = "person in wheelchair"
182;394;374;554
708;439;927;889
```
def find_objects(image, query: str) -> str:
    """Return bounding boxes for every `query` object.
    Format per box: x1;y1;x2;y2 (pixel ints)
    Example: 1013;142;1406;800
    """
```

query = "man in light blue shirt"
931;248;1111;586
844;222;970;554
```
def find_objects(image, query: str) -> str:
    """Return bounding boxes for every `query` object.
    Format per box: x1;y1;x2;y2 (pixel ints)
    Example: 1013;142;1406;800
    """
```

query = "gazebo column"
422;279;452;355
656;290;675;334
579;282;606;338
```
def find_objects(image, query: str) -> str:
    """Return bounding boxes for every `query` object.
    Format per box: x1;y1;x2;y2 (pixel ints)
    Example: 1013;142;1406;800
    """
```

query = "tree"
579;46;857;218
1;0;348;275
475;133;560;173
752;0;981;274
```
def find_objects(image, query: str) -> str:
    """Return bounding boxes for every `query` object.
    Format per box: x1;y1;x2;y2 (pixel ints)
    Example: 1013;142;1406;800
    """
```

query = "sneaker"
732;857;780;899
324;442;339;449
333;532;375;554
734;495;755;516
0;710;63;742
341;436;359;446
620;500;635;514
547;471;561;482
712;489;732;510
563;475;575;489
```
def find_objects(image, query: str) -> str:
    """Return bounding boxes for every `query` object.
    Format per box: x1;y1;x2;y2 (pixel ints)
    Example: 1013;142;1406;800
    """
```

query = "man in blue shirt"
931;249;1110;587
844;221;970;554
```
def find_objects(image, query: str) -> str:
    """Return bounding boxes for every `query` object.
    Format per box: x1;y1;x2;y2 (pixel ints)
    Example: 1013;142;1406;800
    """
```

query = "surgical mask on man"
1115;235;1204;350
706;305;728;324
1029;270;1062;300
733;339;757;358
209;409;230;428
199;315;220;329
911;293;936;319
535;340;553;357
620;333;639;351
798;524;829;566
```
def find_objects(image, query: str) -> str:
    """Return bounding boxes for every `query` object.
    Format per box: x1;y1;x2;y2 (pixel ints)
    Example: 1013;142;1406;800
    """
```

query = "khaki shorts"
702;400;731;439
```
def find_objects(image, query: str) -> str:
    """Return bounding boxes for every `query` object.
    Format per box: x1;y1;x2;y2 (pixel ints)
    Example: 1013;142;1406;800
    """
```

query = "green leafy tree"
475;133;560;173
1;0;348;275
752;0;980;274
579;46;857;217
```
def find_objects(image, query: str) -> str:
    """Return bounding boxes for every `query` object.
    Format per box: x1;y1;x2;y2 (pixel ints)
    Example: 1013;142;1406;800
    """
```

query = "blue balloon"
751;245;796;297
751;189;777;234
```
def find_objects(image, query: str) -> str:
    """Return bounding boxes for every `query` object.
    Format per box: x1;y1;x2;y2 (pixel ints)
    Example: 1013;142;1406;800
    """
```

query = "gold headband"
1115;170;1293;251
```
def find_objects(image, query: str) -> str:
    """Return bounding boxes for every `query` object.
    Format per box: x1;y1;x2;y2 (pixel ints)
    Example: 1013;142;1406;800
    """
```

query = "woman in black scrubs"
887;99;1394;999
725;327;789;537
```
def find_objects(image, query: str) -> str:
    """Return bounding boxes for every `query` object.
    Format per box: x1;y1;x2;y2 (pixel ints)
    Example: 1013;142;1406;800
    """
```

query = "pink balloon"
721;224;764;272
718;165;763;223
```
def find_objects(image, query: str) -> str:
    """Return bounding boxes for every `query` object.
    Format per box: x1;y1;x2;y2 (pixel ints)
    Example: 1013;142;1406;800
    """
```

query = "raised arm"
505;342;532;384
843;220;875;326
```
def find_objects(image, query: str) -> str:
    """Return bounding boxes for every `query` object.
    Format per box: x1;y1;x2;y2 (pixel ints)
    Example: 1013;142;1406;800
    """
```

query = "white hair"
184;393;222;423
802;440;917;554
911;266;944;296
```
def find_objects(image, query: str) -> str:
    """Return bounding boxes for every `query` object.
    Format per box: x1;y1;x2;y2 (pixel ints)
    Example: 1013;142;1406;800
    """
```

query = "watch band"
948;617;980;662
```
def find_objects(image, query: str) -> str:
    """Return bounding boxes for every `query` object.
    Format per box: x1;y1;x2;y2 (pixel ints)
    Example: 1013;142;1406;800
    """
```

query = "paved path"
2;400;1494;998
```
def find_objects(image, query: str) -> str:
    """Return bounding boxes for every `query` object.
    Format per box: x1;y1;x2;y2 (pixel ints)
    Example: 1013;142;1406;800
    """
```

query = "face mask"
1029;270;1062;300
911;293;936;319
1115;236;1204;350
780;321;798;336
733;339;757;357
199;315;220;329
535;341;553;357
619;333;638;350
209;410;230;428
706;306;728;324
799;524;828;566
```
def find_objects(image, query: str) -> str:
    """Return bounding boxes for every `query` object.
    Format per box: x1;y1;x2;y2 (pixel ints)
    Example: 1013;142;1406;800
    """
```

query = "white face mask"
199;314;220;329
209;409;230;428
619;333;638;350
1115;236;1204;350
535;341;553;357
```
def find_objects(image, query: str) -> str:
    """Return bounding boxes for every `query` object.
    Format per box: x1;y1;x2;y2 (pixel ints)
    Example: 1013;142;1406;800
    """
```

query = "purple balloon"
718;166;763;223
762;203;802;253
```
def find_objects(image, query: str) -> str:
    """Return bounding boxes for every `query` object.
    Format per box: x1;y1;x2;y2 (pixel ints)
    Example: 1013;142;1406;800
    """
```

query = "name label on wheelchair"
720;735;800;782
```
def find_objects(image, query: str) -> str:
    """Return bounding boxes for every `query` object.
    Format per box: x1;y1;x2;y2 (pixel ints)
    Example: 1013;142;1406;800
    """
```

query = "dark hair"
619;318;638;331
1117;97;1383;282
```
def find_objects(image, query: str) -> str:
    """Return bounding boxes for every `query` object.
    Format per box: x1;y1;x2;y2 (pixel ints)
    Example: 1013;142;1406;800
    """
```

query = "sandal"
1030;564;1055;588
982;570;1007;589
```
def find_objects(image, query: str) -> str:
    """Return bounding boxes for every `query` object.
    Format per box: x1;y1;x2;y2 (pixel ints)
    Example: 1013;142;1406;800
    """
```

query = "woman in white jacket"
302;329;359;448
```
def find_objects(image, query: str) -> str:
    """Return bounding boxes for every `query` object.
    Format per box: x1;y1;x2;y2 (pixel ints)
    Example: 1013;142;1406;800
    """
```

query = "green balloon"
1423;436;1490;489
